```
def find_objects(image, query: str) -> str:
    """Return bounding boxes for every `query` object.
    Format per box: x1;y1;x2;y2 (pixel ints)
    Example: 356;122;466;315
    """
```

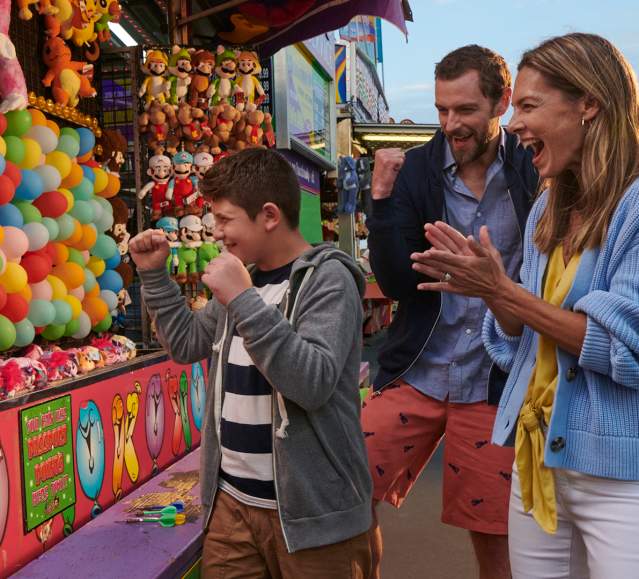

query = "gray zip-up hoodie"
139;243;373;553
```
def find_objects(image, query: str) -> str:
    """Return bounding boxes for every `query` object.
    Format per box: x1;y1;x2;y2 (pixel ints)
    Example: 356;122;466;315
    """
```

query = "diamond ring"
442;272;452;282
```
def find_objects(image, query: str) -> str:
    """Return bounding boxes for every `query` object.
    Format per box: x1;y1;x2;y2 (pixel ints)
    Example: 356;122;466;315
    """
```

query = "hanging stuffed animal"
155;216;180;276
187;151;213;216
0;0;29;112
166;151;193;218
108;197;131;258
95;129;128;175
139;50;170;109
17;0;58;20
95;0;121;43
188;49;215;110
235;51;265;112
138;101;177;155
167;46;192;107
42;36;96;107
138;154;173;222
176;215;202;284
208;45;239;107
176;102;205;153
197;212;220;275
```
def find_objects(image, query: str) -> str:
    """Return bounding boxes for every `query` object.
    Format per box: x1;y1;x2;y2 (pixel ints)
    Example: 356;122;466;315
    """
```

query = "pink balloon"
81;250;90;264
30;279;53;300
1;226;29;259
69;285;85;301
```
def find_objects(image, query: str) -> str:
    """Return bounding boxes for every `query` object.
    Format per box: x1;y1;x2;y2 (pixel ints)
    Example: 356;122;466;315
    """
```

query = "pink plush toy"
0;358;48;399
0;0;28;113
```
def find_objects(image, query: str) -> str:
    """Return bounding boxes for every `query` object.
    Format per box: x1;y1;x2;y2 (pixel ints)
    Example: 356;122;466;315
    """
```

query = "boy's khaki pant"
202;490;371;579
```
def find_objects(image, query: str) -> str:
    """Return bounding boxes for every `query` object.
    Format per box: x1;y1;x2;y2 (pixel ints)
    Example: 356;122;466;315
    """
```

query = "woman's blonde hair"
519;33;639;254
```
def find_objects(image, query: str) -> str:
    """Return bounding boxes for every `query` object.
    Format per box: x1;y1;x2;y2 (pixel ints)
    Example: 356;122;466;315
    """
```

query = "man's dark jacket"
367;130;540;404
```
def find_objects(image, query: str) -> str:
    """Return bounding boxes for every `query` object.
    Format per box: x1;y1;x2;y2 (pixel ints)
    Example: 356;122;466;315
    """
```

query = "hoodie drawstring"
212;314;229;438
275;266;315;439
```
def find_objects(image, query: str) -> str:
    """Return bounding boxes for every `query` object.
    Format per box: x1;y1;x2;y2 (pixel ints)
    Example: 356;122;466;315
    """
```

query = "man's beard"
448;129;491;167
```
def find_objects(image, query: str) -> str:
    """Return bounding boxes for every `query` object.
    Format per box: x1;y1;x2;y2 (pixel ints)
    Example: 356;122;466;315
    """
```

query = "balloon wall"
0;109;123;351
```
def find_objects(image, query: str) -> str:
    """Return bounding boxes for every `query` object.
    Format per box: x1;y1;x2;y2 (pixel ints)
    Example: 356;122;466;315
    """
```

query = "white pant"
509;464;639;579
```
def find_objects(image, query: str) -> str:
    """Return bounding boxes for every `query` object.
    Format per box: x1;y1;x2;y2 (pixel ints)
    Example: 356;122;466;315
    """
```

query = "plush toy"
188;49;215;110
176;102;205;153
197;212;220;274
208;45;239;107
67;347;96;374
95;0;121;42
90;336;120;364
139;50;170;109
189;291;208;311
80;345;105;368
262;111;275;148
0;357;48;398
235;51;265;112
166;151;193;218
17;0;58;20
42;36;96;107
156;216;180;275
0;0;29;113
110;334;136;360
95;129;128;175
138;101;177;155
108;197;130;257
168;46;192;107
176;214;202;284
113;261;132;331
39;350;78;382
138;154;173;221
244;109;266;148
186;151;212;216
44;0;101;60
212;103;241;146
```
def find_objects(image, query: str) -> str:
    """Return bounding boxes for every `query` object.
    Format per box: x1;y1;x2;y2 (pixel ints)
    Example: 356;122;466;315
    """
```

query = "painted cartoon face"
190;362;206;431
76;401;105;502
0;445;8;544
145;374;165;460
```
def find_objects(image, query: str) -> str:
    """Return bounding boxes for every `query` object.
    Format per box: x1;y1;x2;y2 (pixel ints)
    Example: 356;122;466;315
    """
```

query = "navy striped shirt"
218;262;292;509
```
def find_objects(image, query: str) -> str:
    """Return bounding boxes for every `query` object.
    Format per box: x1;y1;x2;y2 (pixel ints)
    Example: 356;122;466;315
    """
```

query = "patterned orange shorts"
362;379;514;535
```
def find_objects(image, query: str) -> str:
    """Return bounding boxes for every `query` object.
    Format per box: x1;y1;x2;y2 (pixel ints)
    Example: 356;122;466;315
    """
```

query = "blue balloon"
81;165;96;184
0;203;24;227
103;251;121;269
76;128;96;157
190;362;206;431
76;401;105;504
97;269;123;293
0;154;5;176
14;169;44;201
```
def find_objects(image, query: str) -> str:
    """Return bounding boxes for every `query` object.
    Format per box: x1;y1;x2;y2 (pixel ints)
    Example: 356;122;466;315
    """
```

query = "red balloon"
21;253;52;283
0;113;6;136
0;174;15;205
0;286;6;311
0;293;28;322
3;161;21;187
34;326;44;335
33;190;67;218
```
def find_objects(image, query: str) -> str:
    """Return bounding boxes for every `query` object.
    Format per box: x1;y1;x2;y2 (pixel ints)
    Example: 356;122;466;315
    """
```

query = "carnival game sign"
20;396;76;532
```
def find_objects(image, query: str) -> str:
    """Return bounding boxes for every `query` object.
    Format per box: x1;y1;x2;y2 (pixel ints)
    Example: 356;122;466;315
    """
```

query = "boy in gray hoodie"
130;148;372;579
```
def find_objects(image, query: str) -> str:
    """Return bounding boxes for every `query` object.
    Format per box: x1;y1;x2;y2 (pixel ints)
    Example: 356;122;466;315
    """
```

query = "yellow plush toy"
139;50;170;109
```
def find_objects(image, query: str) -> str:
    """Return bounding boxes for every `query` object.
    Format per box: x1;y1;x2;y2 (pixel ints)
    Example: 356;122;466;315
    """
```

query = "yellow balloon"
0;136;5;157
47;274;67;300
87;256;106;278
0;263;27;293
58;188;74;211
45;151;72;179
93;167;108;194
63;294;82;319
20;138;43;170
17;283;32;302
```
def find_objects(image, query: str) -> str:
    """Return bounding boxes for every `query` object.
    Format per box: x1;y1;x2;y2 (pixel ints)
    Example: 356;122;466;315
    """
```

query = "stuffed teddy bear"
176;214;202;284
41;36;96;107
108;197;130;258
211;103;241;145
166;151;193;218
168;46;192;107
0;0;29;113
138;154;173;221
138;101;177;155
243;109;266;148
138;49;170;109
95;129;128;175
235;50;265;112
176;102;205;153
208;45;239;107
188;49;215;110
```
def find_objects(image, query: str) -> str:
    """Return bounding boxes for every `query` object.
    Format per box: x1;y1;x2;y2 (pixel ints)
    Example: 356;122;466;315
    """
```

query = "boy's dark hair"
199;148;301;228
435;45;511;104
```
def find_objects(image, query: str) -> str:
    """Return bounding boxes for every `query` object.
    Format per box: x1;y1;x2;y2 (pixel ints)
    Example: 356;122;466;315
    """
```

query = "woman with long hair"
411;33;639;577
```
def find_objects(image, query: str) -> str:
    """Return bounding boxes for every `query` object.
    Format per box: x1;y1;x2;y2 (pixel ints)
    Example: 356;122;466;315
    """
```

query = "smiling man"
363;45;540;578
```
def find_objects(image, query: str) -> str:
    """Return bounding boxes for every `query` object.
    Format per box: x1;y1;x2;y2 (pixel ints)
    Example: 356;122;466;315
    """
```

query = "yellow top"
515;244;581;534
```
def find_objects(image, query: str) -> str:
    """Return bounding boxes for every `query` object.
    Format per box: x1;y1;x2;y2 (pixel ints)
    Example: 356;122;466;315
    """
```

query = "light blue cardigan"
484;179;639;481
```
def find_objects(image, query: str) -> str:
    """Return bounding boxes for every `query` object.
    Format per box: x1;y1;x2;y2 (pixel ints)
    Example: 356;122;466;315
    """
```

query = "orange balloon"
60;163;83;189
95;172;120;198
46;119;60;137
53;261;85;289
64;218;83;246
17;283;32;302
29;109;48;127
83;296;108;325
75;223;97;251
0;226;4;247
51;242;69;265
76;151;93;164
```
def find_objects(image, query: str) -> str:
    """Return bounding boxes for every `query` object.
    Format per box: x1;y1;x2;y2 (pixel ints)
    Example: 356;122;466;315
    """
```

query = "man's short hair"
435;45;511;103
199;148;301;228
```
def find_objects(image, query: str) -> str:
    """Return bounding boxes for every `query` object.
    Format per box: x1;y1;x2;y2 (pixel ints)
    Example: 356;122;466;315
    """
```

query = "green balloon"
28;299;56;327
5;110;32;137
52;299;72;325
83;268;96;292
60;127;80;143
56;134;80;158
4;136;25;164
92;234;117;260
70;199;94;224
0;314;16;351
63;318;80;337
93;313;112;333
71;178;93;201
14;318;35;347
42;323;66;341
66;247;85;267
56;214;75;240
14;200;42;223
42;217;60;241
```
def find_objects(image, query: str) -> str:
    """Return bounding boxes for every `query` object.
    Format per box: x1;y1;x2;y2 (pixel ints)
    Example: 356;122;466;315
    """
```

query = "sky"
380;0;639;124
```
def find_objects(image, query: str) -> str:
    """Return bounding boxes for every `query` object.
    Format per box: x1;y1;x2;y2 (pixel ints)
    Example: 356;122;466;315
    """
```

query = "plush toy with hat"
188;49;215;110
177;214;202;284
197;212;220;275
156;216;180;275
209;45;239;107
188;151;213;216
166;151;193;218
139;50;170;109
168;46;193;107
235;51;265;112
138;154;173;221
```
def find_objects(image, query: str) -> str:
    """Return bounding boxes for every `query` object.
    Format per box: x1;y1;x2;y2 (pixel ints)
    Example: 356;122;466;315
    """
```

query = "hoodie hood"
291;242;366;298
